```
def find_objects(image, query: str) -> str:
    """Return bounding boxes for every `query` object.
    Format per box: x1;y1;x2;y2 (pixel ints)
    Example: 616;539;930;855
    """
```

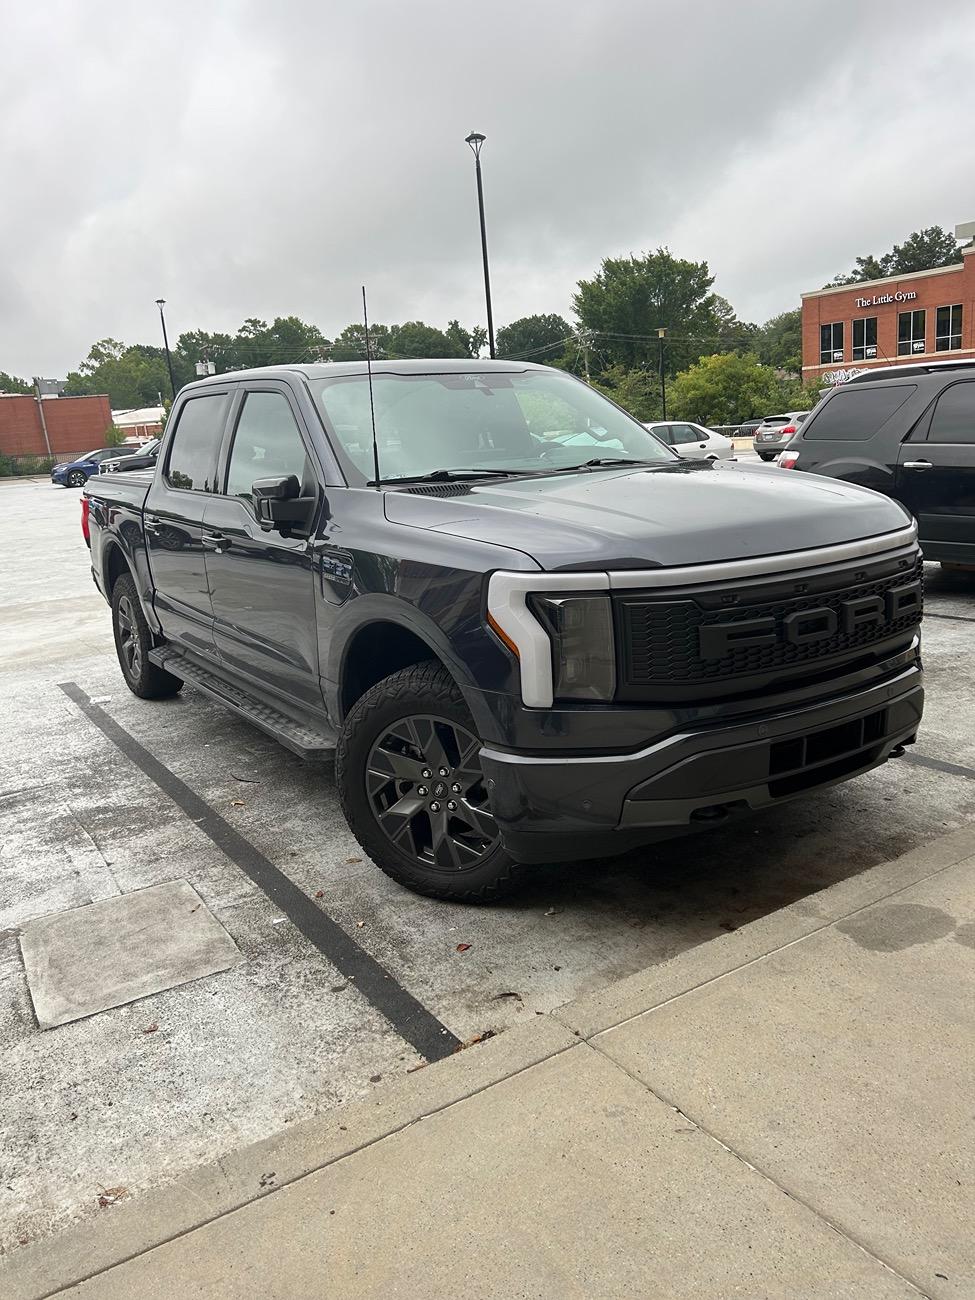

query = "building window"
852;317;878;361
820;322;844;364
897;309;926;356
936;304;963;352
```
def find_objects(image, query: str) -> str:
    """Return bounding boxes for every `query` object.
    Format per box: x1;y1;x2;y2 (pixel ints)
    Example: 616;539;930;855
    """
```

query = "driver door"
202;384;324;708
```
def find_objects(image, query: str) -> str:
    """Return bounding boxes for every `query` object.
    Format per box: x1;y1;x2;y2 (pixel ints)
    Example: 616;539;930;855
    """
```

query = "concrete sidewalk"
6;824;975;1299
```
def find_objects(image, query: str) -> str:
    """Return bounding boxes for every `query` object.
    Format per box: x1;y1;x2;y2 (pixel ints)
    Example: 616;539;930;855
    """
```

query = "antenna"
362;285;381;490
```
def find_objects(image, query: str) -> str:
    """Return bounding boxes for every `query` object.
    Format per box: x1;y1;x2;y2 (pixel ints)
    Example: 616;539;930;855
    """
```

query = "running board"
148;646;336;759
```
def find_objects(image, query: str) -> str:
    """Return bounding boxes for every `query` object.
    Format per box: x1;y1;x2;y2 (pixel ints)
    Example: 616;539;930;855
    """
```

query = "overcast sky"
3;0;975;377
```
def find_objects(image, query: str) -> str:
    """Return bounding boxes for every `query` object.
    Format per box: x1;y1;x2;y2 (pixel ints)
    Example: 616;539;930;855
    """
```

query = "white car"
643;421;735;461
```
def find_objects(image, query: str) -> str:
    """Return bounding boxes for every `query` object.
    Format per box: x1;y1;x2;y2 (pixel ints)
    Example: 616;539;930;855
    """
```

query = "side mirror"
252;475;313;535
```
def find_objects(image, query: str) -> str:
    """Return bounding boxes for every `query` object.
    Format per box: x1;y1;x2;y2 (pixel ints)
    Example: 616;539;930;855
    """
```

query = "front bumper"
480;662;923;864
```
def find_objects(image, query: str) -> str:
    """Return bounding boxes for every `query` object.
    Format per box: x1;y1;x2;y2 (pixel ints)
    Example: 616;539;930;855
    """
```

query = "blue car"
51;446;136;487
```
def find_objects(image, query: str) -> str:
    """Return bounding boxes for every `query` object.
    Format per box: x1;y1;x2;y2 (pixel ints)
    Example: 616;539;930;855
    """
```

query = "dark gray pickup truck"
85;360;924;900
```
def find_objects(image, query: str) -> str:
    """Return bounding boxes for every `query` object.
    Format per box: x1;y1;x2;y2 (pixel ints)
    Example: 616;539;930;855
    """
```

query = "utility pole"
464;132;496;359
33;379;53;458
657;328;667;420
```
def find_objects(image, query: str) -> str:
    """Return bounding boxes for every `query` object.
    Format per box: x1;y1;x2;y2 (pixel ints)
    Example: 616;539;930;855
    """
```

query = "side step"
148;646;337;759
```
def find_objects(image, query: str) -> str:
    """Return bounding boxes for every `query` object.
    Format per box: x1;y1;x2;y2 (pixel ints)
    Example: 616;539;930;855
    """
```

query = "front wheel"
336;662;521;901
66;470;86;487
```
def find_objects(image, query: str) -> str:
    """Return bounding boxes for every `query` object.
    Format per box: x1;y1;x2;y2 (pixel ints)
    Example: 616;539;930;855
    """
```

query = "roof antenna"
362;285;381;490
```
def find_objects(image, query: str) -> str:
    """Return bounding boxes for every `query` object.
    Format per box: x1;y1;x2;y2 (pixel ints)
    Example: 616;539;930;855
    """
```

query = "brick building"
0;394;112;459
801;238;975;388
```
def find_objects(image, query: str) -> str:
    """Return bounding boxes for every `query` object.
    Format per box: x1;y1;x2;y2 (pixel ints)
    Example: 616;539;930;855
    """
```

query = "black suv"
779;361;975;566
85;361;923;901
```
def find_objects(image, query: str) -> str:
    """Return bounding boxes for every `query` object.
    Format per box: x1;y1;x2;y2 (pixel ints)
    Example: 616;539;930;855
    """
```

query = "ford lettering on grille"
698;579;922;660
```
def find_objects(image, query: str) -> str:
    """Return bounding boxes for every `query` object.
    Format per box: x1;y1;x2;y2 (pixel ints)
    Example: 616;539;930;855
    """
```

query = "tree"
444;320;487;358
0;371;31;394
387;321;458;359
667;353;783;426
64;338;171;408
573;249;743;375
828;225;960;285
590;365;662;421
753;309;802;373
232;316;329;368
328;322;393;361
496;314;573;361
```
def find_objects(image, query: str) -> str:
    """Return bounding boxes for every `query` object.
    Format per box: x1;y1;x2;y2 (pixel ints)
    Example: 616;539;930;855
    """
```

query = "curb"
6;820;975;1299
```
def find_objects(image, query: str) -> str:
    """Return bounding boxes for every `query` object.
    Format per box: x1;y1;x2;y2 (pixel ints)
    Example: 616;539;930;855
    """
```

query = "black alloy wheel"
67;470;86;487
111;574;183;700
336;662;521;901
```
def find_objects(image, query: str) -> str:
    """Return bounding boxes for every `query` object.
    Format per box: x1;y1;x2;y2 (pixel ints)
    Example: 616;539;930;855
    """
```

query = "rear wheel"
336;662;520;901
66;470;86;487
111;574;183;700
759;453;775;462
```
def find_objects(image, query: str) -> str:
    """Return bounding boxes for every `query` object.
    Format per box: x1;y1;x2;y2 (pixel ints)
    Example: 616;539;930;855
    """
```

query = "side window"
226;391;312;502
669;424;700;446
927;382;975;445
802;385;916;441
165;394;230;492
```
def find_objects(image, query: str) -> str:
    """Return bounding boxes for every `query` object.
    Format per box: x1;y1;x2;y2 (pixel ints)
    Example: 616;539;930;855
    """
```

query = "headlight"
530;595;616;701
486;572;614;707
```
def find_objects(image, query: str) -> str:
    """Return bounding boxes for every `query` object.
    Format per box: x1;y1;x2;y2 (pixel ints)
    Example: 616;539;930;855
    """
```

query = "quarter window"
165;394;230;492
802;386;916;441
852;316;878;362
897;309;926;356
820;322;844;364
225;391;312;501
926;381;975;444
935;304;963;352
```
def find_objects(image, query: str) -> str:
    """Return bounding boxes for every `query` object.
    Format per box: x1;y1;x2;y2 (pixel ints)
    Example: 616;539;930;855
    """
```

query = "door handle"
201;532;231;552
902;460;933;471
145;514;162;535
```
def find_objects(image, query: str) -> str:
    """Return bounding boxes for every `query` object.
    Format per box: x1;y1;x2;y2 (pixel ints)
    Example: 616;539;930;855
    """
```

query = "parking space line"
923;611;975;624
58;681;462;1062
903;752;975;782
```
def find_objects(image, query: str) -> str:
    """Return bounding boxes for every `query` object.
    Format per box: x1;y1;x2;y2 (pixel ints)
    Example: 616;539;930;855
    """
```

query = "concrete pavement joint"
583;1035;934;1299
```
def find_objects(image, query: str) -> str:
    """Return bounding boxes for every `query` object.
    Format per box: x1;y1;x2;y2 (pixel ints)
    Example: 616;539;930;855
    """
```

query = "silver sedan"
643;421;735;461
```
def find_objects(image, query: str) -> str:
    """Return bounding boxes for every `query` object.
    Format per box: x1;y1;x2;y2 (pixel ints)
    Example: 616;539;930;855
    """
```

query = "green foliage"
0;371;32;394
105;425;127;446
828;225;960;286
753;309;802;373
496;314;573;361
387;320;459;359
444;320;487;358
0;453;56;477
572;249;748;375
590;365;662;422
668;353;784;426
64;338;171;409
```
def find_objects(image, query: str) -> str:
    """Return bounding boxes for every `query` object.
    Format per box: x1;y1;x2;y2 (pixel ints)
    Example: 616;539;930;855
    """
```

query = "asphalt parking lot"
2;472;974;1253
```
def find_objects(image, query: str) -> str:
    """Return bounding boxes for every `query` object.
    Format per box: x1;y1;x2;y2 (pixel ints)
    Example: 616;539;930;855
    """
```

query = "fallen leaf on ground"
491;991;522;1002
455;942;471;953
369;1074;382;1083
452;1029;497;1053
314;890;324;898
97;1187;127;1209
230;799;245;807
330;983;348;993
356;920;365;928
142;1023;158;1035
345;857;362;864
406;1061;428;1074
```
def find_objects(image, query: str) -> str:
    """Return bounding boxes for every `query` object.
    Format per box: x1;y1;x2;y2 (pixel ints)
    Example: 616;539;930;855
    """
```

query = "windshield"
311;369;675;483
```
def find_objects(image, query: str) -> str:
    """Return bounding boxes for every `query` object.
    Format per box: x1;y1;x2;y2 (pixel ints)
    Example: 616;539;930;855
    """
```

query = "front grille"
617;552;922;700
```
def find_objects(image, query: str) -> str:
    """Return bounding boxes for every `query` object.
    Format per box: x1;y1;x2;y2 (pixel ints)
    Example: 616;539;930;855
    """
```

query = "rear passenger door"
896;380;975;562
668;423;708;459
144;390;232;658
202;385;324;707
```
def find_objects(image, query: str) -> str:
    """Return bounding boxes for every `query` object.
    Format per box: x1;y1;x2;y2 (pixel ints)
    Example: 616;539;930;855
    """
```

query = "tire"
759;453;775;462
336;662;521;902
66;470;86;487
111;574;183;700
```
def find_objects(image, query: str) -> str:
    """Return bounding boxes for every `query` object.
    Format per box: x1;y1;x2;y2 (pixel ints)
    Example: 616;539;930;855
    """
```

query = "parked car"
84;360;922;901
777;360;975;566
752;411;811;461
738;417;766;441
100;438;160;474
51;446;139;487
643;421;735;461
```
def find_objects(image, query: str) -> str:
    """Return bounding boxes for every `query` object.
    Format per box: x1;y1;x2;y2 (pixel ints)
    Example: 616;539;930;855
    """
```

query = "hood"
383;462;912;571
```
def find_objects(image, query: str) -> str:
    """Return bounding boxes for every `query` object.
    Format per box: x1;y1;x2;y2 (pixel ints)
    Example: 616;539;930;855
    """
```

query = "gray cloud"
3;0;975;376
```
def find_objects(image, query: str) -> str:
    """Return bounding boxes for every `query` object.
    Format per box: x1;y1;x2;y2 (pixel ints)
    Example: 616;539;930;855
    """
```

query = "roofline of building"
801;259;967;301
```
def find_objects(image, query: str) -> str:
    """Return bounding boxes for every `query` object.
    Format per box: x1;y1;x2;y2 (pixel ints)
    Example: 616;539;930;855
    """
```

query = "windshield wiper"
371;467;521;486
555;457;670;472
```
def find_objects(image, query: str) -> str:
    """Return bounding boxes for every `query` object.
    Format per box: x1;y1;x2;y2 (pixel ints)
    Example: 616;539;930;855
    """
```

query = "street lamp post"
464;132;496;359
657;328;667;421
155;298;177;401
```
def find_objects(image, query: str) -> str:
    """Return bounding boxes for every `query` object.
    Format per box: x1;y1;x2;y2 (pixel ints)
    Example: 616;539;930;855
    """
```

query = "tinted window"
936;304;963;352
669;423;700;445
927;382;975;445
897;309;925;356
820;322;843;364
852;316;877;361
802;385;916;442
165;394;229;491
226;391;312;500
